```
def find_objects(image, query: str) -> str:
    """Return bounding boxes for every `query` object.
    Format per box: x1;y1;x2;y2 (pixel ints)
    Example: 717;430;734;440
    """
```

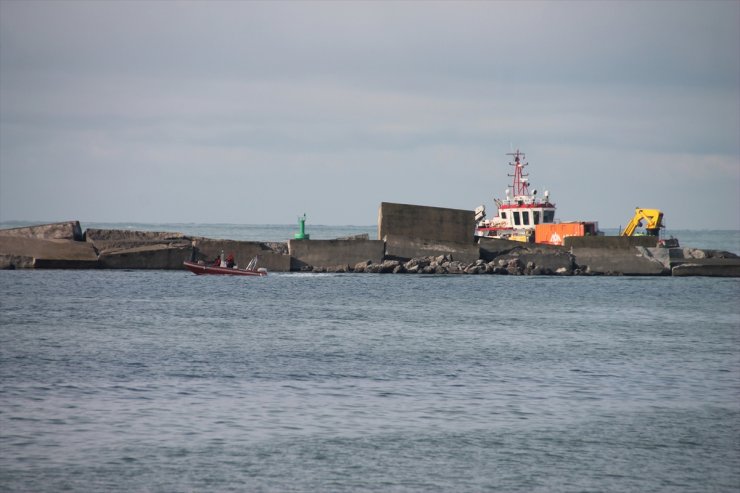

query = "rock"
447;261;465;274
683;247;706;259
326;264;351;273
507;263;522;275
380;260;401;273
507;259;521;269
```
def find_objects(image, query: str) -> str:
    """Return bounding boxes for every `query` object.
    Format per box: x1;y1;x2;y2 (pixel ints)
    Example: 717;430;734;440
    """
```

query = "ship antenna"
506;148;529;196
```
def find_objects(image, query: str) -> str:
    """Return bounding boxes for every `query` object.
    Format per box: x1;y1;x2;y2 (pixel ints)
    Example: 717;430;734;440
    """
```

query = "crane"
620;208;664;236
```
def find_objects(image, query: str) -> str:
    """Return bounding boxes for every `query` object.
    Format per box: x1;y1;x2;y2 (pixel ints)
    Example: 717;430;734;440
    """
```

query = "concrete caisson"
378;202;475;243
0;236;98;269
288;239;385;271
192;238;291;272
0;221;83;241
378;203;478;262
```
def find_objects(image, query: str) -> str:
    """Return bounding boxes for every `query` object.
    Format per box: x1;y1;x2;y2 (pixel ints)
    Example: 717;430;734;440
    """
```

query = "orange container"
535;222;587;245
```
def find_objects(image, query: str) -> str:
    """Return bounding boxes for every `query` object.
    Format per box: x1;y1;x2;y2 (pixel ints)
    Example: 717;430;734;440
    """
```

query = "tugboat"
475;149;556;241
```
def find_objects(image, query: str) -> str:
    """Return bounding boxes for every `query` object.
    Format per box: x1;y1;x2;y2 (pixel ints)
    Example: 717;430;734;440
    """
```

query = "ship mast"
507;149;529;197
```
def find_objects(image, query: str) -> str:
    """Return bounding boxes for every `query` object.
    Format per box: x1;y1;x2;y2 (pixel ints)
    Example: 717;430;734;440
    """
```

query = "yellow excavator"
620;208;664;236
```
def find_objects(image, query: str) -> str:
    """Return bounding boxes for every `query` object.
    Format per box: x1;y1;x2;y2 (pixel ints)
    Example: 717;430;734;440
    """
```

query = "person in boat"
226;253;235;268
212;255;221;266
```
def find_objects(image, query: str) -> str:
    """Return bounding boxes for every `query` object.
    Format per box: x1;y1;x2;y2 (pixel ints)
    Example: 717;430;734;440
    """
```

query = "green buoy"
294;213;310;240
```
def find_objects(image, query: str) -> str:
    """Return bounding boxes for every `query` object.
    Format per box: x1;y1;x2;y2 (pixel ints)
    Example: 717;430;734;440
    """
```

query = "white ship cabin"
497;202;556;229
478;188;556;231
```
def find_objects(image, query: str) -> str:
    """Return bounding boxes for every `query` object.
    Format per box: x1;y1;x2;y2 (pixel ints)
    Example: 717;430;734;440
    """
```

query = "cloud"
1;0;738;228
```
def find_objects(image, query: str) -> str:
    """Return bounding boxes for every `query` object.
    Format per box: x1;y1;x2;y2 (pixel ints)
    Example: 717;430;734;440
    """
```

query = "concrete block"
97;243;193;269
378;202;475;243
495;251;575;274
0;221;83;241
384;234;480;264
0;254;35;269
478;237;525;261
478;237;567;261
0;236;98;269
565;236;659;249
671;259;740;277
572;247;669;275
192;238;290;272
288;239;385;271
85;228;186;244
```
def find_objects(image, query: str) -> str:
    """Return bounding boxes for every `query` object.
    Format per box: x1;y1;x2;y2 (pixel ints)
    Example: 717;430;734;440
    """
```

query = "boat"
183;254;267;277
474;149;557;241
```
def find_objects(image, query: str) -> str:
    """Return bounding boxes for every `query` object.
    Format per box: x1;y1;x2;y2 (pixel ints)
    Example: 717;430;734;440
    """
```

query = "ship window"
513;211;521;226
501;212;507;219
544;210;555;223
522;211;530;225
533;211;540;224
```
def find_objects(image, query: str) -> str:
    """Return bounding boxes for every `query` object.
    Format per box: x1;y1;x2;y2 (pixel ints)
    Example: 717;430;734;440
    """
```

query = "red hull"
183;261;267;277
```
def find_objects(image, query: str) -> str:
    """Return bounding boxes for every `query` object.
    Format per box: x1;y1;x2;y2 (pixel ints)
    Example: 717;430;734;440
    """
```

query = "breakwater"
1;203;739;276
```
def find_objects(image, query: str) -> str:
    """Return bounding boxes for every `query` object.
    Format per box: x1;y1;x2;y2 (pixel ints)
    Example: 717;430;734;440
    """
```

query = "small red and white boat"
183;255;267;277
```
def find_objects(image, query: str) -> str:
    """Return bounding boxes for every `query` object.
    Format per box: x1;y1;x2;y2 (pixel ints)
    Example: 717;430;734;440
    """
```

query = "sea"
1;224;739;492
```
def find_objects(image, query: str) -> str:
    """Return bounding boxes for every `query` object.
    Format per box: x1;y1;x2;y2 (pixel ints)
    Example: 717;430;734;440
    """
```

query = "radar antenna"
506;149;529;197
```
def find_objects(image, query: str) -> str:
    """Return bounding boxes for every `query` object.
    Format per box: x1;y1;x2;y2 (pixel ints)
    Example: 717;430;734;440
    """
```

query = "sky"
0;0;738;229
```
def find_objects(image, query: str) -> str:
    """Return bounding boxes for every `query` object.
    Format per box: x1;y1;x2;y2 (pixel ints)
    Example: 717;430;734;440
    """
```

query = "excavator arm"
621;208;664;236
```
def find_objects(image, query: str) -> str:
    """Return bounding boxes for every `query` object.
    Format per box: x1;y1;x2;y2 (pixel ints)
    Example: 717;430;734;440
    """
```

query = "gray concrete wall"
86;228;194;270
478;237;567;261
384;234;480;264
378;202;475;243
672;260;740;277
288;239;385;271
192;238;290;272
571;247;669;275
97;243;193;269
0;236;98;269
85;228;186;242
565;236;659;249
0;221;83;241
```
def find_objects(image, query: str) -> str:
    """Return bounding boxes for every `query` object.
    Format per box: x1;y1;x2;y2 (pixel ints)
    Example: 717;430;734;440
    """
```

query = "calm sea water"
1;226;739;492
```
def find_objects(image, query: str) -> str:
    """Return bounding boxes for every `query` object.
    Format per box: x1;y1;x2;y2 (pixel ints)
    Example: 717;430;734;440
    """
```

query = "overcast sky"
1;0;738;229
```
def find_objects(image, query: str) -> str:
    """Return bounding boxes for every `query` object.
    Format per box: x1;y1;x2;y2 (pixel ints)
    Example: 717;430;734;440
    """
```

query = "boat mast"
507;149;529;197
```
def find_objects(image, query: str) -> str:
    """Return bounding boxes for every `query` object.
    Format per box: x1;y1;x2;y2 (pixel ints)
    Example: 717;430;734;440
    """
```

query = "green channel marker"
294;214;310;240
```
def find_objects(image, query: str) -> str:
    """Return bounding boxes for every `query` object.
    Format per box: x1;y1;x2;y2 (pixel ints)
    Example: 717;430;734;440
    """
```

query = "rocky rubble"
303;253;578;275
